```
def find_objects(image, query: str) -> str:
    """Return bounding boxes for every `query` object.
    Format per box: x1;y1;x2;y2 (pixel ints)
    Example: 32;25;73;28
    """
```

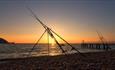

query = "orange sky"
2;33;114;43
0;0;115;43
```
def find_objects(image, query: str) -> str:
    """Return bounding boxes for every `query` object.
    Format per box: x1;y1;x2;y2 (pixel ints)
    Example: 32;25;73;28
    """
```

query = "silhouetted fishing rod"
27;7;66;55
96;31;105;43
96;31;111;50
27;7;85;57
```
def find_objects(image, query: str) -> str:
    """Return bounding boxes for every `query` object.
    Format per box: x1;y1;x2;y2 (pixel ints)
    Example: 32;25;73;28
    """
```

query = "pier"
81;43;111;51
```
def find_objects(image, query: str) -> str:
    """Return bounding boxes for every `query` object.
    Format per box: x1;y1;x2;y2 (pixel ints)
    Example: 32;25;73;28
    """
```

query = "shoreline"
0;49;107;60
0;50;115;70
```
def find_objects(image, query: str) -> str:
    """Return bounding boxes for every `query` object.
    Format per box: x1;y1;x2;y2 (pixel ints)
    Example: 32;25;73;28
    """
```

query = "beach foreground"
0;50;115;70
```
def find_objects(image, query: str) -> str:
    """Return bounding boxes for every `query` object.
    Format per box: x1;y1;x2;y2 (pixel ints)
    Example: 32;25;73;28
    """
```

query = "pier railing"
81;43;112;51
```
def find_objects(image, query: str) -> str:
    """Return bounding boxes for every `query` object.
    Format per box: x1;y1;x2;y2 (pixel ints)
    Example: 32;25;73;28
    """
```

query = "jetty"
81;43;112;50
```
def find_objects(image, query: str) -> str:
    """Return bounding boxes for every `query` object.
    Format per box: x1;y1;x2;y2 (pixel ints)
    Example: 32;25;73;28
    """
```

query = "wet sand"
0;50;115;70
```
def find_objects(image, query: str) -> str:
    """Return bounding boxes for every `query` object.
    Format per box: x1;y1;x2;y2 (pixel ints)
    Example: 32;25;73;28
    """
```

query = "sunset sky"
0;0;115;43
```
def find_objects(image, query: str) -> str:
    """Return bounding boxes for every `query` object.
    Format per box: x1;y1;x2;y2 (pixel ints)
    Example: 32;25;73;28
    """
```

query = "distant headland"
0;38;9;44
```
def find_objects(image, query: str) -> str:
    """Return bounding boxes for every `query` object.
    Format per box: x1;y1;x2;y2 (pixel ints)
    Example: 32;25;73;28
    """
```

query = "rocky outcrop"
0;38;9;44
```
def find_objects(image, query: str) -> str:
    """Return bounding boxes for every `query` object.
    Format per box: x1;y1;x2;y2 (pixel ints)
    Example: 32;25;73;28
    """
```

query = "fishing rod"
27;7;85;57
96;31;111;50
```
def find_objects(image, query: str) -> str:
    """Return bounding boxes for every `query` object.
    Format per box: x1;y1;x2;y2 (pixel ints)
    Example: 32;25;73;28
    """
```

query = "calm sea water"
0;44;115;59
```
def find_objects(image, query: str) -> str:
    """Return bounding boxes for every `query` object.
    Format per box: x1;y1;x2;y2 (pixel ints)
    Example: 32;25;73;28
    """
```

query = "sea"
0;43;115;59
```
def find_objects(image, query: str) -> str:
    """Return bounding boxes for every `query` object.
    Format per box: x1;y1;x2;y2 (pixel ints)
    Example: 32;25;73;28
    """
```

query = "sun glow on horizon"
1;31;115;44
50;38;55;46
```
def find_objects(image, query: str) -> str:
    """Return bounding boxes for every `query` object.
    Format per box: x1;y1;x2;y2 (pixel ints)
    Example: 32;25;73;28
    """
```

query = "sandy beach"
0;50;115;70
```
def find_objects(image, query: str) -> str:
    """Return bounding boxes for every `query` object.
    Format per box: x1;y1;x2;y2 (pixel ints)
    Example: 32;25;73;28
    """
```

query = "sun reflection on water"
49;44;61;56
